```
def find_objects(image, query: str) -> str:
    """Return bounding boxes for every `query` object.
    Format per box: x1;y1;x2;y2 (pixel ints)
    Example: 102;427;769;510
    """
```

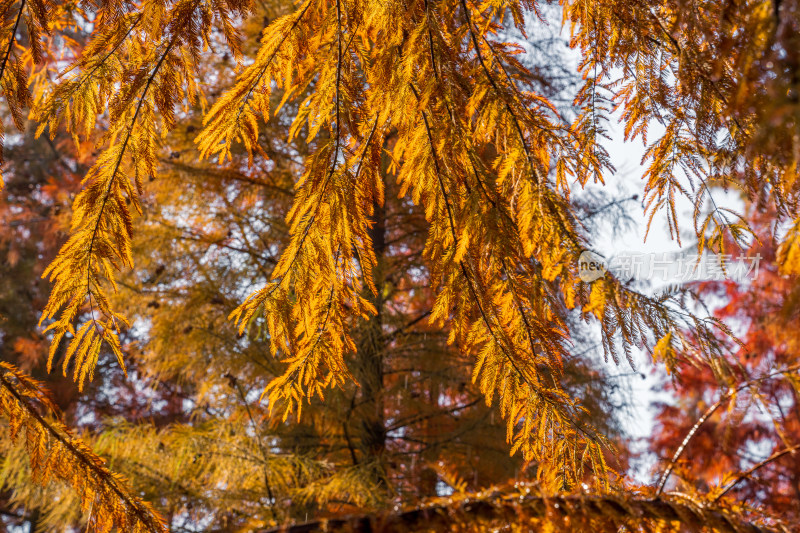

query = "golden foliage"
0;0;794;516
85;420;386;529
0;363;167;532
33;0;252;389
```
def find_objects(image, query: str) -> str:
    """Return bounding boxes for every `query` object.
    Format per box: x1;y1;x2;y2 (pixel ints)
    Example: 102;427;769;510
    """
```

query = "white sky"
599;114;675;483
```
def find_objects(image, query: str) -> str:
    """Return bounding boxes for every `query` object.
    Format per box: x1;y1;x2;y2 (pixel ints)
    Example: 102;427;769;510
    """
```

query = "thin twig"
655;363;800;495
712;444;800;503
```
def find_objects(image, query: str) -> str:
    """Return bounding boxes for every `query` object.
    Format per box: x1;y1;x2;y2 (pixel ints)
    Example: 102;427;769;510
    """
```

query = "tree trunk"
353;159;388;485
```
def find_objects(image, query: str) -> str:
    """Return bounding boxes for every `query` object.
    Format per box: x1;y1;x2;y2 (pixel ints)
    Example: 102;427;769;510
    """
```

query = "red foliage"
649;206;800;516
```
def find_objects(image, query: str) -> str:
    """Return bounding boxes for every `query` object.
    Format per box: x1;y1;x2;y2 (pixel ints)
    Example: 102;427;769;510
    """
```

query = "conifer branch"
86;40;175;303
231;0;314;128
460;0;539;185
500;259;557;387
385;398;482;432
0;0;27;187
411;23;563;391
641;6;745;134
462;0;587;257
264;0;345;287
411;82;603;458
0;364;167;532
229;115;377;330
412;82;524;385
0;0;25;85
301;246;341;366
57;13;143;105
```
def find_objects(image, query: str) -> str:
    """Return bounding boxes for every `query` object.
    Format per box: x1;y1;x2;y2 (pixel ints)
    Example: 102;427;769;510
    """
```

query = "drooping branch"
0;364;167;532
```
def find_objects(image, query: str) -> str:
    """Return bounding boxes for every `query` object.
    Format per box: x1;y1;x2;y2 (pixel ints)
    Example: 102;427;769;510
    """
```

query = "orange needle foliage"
0;0;797;530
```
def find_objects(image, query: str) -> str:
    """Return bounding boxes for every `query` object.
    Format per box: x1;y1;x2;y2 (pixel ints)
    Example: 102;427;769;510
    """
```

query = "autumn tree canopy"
0;0;799;530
